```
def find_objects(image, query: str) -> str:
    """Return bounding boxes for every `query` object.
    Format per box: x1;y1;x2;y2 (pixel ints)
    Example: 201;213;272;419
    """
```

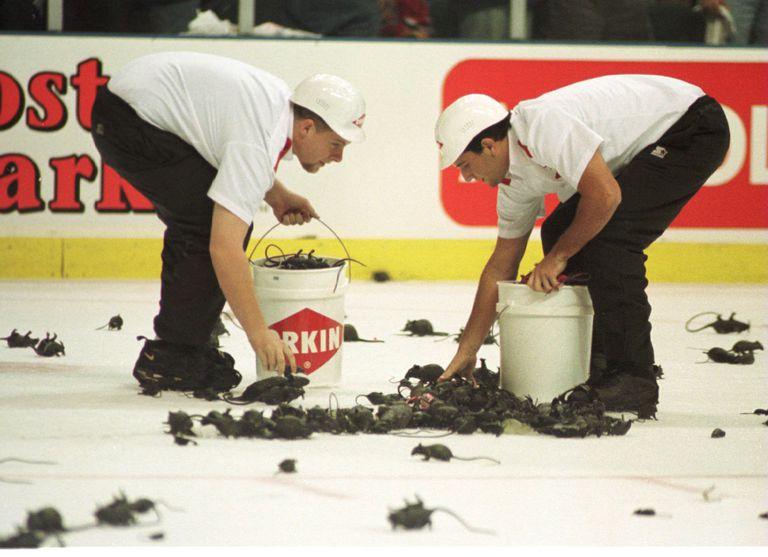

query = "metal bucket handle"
248;218;354;287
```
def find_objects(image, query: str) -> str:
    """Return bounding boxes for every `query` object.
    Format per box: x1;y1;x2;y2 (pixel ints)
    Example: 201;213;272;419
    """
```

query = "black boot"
563;367;659;419
200;345;242;392
589;372;658;418
132;336;240;392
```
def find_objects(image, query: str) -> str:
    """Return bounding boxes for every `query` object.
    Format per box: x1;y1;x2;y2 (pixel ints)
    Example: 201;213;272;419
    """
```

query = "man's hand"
264;180;319;225
252;327;297;374
527;253;568;293
280;207;316;225
274;190;317;225
439;352;477;384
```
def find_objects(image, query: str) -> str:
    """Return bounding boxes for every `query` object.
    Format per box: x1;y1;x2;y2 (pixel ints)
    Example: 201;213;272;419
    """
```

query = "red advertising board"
440;60;767;229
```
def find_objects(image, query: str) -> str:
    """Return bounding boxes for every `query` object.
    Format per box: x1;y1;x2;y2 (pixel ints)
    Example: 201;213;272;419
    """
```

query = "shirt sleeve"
207;142;273;225
523;106;604;188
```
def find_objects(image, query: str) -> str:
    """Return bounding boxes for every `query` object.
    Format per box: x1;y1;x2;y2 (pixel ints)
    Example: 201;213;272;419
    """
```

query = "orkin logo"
269;307;343;374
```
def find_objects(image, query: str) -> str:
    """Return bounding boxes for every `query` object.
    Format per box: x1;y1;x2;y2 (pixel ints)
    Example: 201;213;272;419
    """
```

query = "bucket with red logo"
252;257;348;386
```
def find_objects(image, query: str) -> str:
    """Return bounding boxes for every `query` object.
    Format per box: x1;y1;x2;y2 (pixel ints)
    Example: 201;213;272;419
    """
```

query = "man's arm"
439;233;530;382
527;149;621;292
264;179;320;225
209;202;296;373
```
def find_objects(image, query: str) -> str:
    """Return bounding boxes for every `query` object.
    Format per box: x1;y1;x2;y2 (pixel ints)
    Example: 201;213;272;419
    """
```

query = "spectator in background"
533;0;655;41
427;0;520;40
380;0;431;38
649;0;708;42
0;0;44;30
271;0;382;36
649;0;768;45
63;0;199;33
727;0;768;44
429;0;535;40
453;0;511;40
215;0;381;37
427;0;459;37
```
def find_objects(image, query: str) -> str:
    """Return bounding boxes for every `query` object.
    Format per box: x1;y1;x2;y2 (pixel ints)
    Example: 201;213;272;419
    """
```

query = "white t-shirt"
497;74;704;239
108;51;293;225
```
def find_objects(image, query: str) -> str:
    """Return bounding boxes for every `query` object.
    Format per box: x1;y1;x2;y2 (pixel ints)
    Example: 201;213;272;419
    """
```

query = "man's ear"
480;137;496;154
298;118;315;138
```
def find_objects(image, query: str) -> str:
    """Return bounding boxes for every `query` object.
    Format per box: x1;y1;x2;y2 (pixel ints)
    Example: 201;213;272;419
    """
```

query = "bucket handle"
248;217;354;287
495;304;510;328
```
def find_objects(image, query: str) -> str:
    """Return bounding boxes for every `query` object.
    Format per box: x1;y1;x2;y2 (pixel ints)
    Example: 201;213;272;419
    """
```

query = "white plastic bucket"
495;281;594;401
252;257;348;386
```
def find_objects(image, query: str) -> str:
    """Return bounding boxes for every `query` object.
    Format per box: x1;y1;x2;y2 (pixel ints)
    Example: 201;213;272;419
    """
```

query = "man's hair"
292;104;332;133
464;113;511;154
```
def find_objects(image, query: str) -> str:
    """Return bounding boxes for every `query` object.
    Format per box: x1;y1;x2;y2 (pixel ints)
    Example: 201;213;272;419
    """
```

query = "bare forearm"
263;179;286;208
210;248;268;347
441;235;528;381
458;237;528;355
548;151;621;262
457;264;510;355
548;192;619;261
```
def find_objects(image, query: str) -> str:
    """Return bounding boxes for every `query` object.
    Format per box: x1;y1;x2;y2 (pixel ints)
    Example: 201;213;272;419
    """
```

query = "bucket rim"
497;280;589;290
251;256;349;274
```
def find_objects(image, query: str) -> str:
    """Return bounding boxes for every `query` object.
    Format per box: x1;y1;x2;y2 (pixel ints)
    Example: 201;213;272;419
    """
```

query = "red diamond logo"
269;307;343;374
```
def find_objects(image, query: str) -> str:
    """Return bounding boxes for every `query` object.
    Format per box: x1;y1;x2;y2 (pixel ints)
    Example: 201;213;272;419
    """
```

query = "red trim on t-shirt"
517;140;533;159
274;138;292;171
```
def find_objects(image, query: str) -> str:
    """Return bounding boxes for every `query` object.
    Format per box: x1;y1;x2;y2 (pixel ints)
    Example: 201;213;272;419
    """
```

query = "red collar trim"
274;138;292;171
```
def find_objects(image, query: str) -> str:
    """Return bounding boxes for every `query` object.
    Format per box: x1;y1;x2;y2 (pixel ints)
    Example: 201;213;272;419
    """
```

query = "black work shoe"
133;337;208;391
201;346;241;392
563;372;659;419
132;336;241;393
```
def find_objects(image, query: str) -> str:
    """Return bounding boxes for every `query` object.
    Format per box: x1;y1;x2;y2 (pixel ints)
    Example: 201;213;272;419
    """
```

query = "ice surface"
0;280;766;550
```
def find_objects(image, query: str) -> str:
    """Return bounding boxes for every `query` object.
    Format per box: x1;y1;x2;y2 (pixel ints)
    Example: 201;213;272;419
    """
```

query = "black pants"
540;95;730;377
91;86;253;347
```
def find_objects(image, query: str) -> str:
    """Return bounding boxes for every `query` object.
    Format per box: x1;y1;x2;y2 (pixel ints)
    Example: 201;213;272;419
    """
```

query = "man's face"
294;121;348;173
453;138;508;187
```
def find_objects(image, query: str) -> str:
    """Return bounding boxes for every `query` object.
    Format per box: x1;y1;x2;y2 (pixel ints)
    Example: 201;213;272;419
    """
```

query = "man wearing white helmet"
91;51;366;393
435;75;729;416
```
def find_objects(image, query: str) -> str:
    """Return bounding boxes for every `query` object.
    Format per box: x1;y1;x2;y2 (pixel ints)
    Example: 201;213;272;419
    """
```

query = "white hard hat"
291;74;366;143
435;94;508;169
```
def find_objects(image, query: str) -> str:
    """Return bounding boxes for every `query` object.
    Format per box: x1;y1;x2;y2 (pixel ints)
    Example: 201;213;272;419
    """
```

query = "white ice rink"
0;279;766;550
